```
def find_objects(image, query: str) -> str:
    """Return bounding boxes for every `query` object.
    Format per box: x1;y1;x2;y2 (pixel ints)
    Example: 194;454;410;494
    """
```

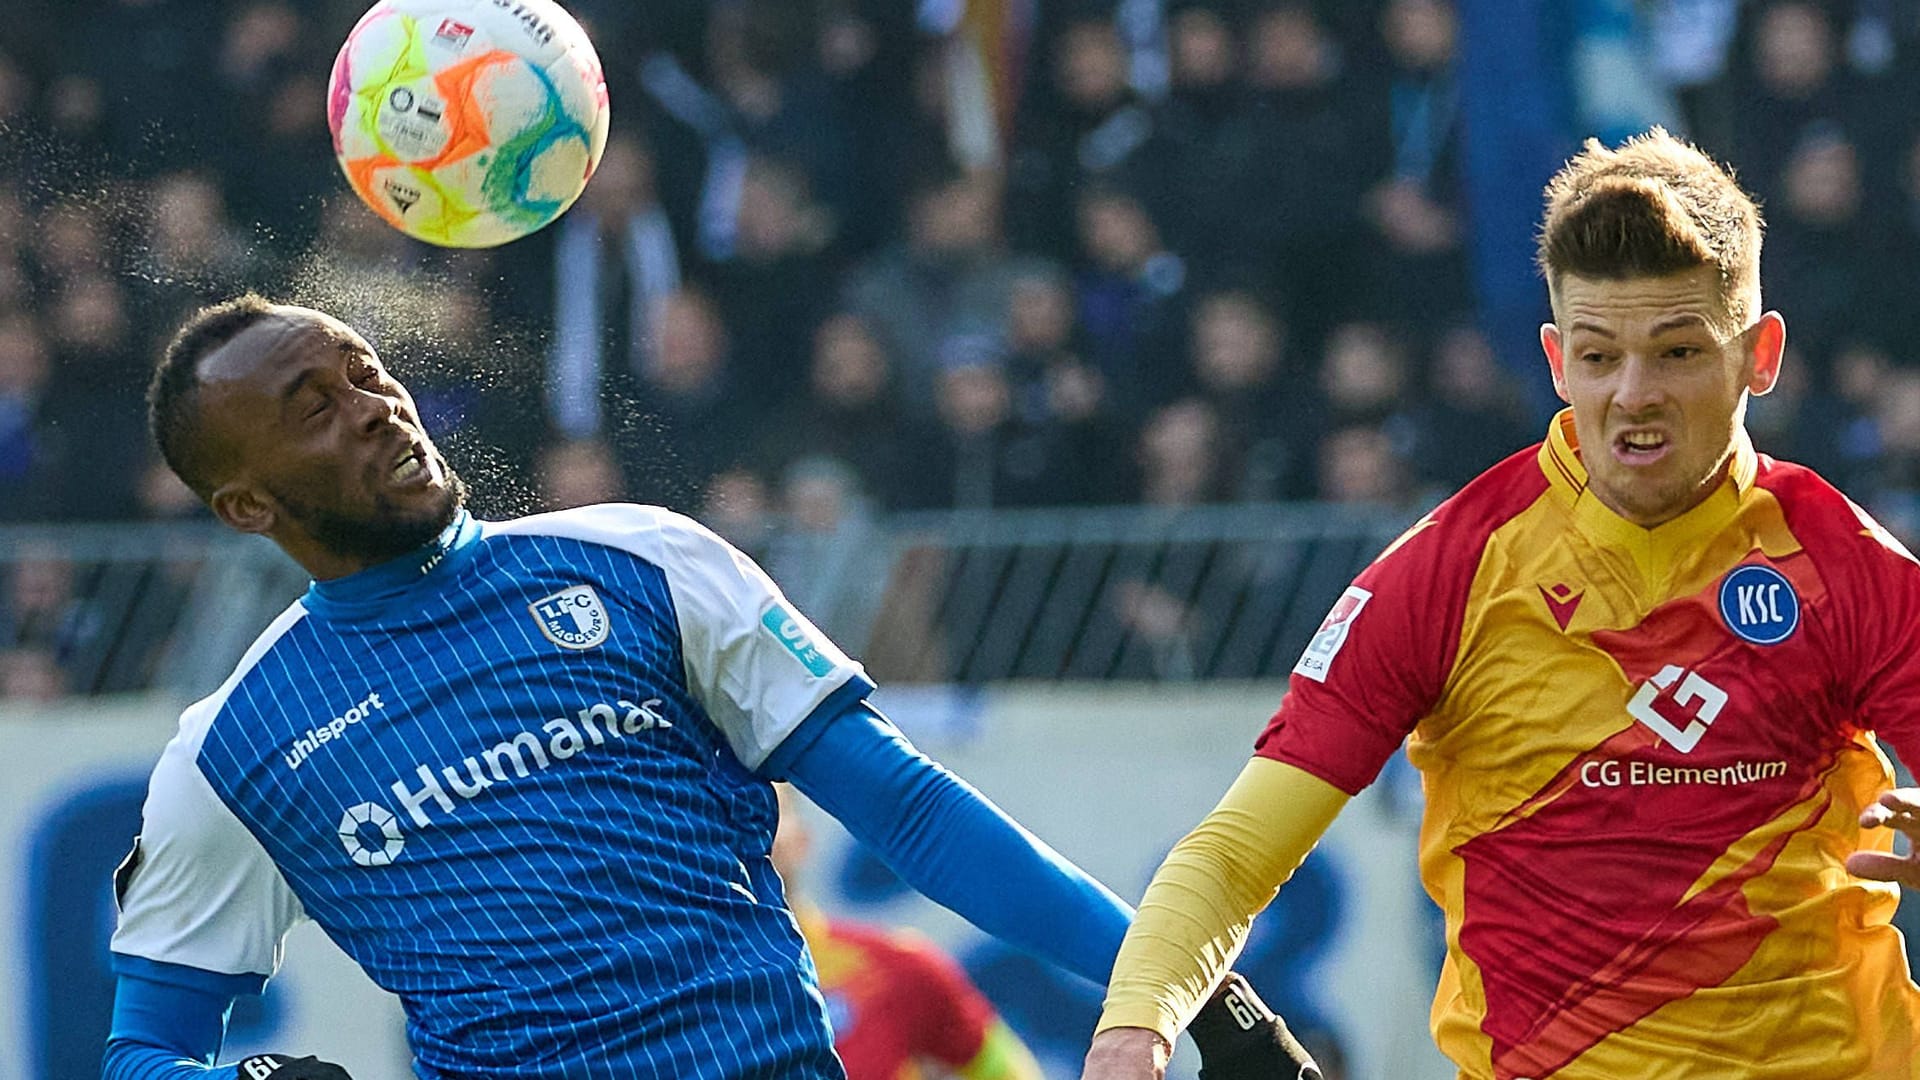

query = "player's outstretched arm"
1847;786;1920;886
1082;758;1347;1080
776;701;1133;985
101;964;353;1080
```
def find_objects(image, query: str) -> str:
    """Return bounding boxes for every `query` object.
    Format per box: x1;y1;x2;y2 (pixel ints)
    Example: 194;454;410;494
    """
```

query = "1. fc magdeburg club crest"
529;585;612;649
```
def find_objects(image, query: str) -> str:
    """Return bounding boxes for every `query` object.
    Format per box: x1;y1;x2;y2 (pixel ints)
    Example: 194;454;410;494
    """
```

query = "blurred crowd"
9;0;1920;697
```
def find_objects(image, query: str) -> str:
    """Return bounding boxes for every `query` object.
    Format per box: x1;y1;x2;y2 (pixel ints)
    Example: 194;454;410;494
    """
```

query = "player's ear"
1746;311;1786;396
210;482;277;536
1541;323;1570;403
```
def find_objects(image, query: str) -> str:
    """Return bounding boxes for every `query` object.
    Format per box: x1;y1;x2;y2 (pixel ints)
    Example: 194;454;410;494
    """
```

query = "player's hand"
236;1054;355;1080
1080;1026;1170;1080
1848;787;1920;887
1187;972;1322;1080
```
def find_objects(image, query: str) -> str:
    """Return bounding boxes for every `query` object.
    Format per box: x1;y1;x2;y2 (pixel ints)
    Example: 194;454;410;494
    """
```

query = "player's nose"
1611;353;1666;413
348;387;402;434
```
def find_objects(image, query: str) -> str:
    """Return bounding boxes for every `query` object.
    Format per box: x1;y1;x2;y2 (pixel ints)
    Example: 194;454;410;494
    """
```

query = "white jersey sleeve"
488;504;873;770
111;693;308;980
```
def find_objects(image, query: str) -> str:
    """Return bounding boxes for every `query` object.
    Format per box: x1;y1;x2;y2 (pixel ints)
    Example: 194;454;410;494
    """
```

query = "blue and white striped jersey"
111;504;875;1079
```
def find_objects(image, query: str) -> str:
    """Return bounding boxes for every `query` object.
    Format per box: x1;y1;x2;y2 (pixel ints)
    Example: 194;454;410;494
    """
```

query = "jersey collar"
1538;408;1757;571
302;509;483;619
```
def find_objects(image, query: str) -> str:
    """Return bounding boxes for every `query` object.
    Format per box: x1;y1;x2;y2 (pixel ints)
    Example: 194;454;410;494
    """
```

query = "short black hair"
149;293;280;499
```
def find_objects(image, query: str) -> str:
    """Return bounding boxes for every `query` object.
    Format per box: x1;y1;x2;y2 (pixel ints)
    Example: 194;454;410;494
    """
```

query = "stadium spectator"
1762;126;1875;353
756;312;917;512
539;132;684;442
138;172;260;307
1072;186;1189;419
1354;0;1473;327
704;154;840;404
1133;398;1224;507
1185;288;1318;501
772;784;1047;1080
612;286;752;505
106;295;1312;1080
1237;3;1373;338
843;166;1027;411
1005;15;1157;259
1145;3;1249;262
1314;424;1412;506
0;311;59;521
1409;323;1534;492
1730;0;1856;204
535;437;625;511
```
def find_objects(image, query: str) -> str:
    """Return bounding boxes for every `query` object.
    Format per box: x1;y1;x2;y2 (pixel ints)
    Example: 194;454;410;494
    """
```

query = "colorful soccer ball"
327;0;610;248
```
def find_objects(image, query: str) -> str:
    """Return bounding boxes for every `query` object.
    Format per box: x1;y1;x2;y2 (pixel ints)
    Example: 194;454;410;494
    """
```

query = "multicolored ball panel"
326;0;608;248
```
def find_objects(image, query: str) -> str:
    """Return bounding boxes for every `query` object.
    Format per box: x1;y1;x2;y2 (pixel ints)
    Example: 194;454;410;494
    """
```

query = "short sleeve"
110;704;306;983
1829;504;1920;768
1256;510;1487;795
651;511;875;770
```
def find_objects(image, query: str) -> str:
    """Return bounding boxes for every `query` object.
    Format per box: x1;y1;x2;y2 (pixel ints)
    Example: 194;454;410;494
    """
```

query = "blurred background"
2;0;1918;1078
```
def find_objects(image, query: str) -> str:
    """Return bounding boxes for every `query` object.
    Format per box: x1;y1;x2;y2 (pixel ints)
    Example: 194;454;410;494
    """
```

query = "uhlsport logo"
336;695;671;866
1718;563;1799;645
530;584;611;649
285;690;386;770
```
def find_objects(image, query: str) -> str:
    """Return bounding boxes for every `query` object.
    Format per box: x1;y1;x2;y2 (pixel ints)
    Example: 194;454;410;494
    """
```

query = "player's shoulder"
145;600;308;802
1753;455;1919;567
482;503;725;561
1367;444;1547;574
188;600;313;742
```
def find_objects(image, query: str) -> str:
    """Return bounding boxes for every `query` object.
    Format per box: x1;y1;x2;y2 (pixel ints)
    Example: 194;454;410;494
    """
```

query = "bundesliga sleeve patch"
760;603;835;677
1294;585;1372;683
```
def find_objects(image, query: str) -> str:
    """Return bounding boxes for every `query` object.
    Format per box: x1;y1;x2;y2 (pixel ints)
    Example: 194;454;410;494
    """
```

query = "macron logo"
285;691;387;770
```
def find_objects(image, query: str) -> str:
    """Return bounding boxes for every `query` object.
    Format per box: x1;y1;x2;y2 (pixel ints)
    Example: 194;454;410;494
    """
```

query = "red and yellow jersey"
1259;411;1920;1079
800;910;998;1080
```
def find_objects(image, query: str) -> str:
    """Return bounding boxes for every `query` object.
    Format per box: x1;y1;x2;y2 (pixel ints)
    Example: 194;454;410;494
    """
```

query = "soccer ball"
326;0;610;248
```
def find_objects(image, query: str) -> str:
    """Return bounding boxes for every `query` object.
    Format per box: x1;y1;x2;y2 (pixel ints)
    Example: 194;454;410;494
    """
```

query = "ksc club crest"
530;585;612;650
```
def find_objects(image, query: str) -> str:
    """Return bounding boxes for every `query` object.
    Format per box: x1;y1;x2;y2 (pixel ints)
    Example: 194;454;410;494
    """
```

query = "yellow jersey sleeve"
1095;758;1348;1041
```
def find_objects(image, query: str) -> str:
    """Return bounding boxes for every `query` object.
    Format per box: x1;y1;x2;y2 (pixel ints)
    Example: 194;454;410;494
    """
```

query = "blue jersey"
111;505;875;1079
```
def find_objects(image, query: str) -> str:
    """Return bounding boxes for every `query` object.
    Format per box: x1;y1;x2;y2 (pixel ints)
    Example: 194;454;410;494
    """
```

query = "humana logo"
391;697;670;828
338;697;671;865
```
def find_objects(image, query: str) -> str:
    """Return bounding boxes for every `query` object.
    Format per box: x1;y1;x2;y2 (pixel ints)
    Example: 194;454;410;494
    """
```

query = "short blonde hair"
1537;127;1762;331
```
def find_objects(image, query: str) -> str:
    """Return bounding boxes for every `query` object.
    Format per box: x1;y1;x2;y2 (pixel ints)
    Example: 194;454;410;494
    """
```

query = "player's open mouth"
1613;429;1670;465
392;447;436;486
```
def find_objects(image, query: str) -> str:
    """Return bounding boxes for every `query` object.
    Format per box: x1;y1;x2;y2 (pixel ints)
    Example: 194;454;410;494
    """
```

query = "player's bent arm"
102;960;351;1080
771;702;1134;986
1095;757;1348;1047
955;1020;1046;1080
102;961;240;1080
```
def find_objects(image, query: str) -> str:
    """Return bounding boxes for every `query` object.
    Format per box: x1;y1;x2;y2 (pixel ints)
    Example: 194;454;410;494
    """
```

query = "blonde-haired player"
1082;128;1920;1079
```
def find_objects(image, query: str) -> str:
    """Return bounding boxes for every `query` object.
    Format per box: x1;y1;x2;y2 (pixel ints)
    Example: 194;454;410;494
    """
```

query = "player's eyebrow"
1567;319;1614;338
1648;313;1712;335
